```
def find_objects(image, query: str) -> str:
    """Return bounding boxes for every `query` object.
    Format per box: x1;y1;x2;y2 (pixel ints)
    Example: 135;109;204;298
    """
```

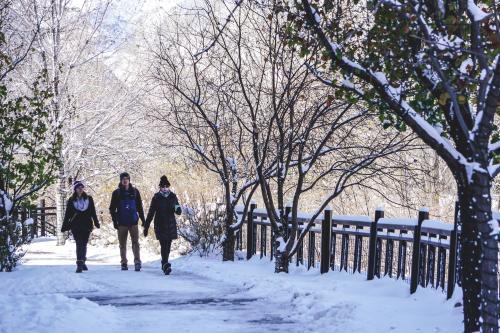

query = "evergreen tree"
0;3;62;272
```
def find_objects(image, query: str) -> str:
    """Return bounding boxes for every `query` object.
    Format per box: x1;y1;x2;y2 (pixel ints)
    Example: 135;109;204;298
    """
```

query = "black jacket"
61;195;99;233
145;191;182;240
109;184;146;226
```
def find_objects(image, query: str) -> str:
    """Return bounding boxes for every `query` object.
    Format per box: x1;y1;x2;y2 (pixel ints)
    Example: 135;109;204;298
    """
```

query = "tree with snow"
21;0;137;245
0;2;62;271
206;0;418;273
148;4;261;261
284;0;499;331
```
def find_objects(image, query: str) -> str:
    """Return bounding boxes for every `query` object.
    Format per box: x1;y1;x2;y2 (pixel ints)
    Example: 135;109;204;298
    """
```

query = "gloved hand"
113;221;119;230
174;205;182;215
143;227;149;237
95;222;101;229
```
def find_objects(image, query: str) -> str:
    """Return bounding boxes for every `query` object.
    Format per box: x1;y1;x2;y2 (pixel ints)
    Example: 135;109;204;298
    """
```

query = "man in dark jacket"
109;172;146;271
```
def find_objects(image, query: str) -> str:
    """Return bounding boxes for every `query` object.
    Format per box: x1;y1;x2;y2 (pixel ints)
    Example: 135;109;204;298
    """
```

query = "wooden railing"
234;203;460;298
12;199;57;238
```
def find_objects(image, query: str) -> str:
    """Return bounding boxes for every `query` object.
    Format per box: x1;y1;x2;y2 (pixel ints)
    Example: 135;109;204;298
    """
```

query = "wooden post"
40;199;46;237
447;227;458;299
246;202;257;260
284;204;292;241
367;208;384;280
330;225;337;270
269;227;274;261
31;204;38;238
260;218;267;258
452;201;462;287
308;231;316;270
284;204;292;263
320;207;332;274
20;208;28;239
410;208;428;294
253;222;257;255
296;218;304;267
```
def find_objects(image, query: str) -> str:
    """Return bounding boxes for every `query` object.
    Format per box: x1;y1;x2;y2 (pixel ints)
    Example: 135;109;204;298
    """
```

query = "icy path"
0;238;463;333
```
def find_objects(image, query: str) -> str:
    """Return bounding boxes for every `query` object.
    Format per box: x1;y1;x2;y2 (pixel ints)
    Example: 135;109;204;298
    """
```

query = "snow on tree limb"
467;0;491;22
302;0;466;171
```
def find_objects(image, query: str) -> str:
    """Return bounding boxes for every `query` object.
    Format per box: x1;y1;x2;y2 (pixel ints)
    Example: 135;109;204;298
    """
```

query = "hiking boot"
121;263;128;271
162;263;172;275
76;260;84;273
134;262;141;272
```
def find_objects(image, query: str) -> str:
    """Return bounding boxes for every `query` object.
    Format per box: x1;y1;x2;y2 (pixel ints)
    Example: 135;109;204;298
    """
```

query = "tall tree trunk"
55;166;66;245
458;172;499;333
274;249;289;273
222;206;235;261
273;226;289;273
222;231;235;261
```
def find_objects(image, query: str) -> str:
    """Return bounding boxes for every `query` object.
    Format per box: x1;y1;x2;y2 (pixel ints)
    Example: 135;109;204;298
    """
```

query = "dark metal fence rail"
234;204;460;298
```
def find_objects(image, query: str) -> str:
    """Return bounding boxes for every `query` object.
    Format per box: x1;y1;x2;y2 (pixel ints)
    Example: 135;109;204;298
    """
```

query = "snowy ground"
0;237;463;333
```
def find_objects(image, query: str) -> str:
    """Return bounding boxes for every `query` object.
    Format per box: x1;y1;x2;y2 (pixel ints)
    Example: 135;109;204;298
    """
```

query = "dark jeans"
73;230;90;262
159;239;172;265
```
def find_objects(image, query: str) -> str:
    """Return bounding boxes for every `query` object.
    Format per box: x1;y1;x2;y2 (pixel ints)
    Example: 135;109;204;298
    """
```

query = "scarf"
73;197;89;212
159;189;171;199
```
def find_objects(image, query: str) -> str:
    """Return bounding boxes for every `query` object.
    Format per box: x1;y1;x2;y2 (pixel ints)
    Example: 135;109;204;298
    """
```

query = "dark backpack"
117;188;138;226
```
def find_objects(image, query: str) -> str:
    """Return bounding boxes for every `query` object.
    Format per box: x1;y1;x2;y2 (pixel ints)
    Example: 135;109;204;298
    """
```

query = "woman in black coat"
61;181;100;273
144;175;182;275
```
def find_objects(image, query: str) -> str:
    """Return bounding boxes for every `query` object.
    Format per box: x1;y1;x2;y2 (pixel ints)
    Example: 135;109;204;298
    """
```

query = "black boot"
76;260;84;273
134;262;141;272
121;263;128;271
162;263;172;275
82;262;88;271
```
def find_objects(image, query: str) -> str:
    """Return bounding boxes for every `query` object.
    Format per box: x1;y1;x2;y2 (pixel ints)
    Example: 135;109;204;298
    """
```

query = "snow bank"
1;268;101;295
172;255;463;333
0;294;119;333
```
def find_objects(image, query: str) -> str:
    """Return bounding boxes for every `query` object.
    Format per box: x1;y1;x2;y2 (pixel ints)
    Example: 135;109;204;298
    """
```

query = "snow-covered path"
0;238;463;333
1;238;296;333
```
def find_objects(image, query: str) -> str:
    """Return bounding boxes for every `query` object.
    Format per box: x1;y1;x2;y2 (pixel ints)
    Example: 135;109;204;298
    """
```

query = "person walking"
109;172;146;271
61;181;100;273
144;175;182;275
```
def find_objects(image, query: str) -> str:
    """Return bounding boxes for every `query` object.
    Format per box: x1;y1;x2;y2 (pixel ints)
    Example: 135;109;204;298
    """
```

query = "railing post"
31;205;38;238
246;202;257;260
21;208;28;239
284;204;292;242
284;204;292;263
308;230;316;270
452;200;462;287
260;216;266;258
40;199;46;237
297;217;304;267
410;208;428;294
447;226;458;299
321;206;332;274
367;207;384;280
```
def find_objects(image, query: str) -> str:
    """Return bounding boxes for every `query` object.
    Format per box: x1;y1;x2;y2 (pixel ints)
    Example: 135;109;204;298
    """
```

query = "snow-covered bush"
0;194;34;271
177;198;225;257
0;215;30;272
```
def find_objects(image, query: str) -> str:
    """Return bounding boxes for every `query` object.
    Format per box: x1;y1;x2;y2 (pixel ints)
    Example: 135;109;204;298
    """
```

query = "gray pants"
118;225;141;265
